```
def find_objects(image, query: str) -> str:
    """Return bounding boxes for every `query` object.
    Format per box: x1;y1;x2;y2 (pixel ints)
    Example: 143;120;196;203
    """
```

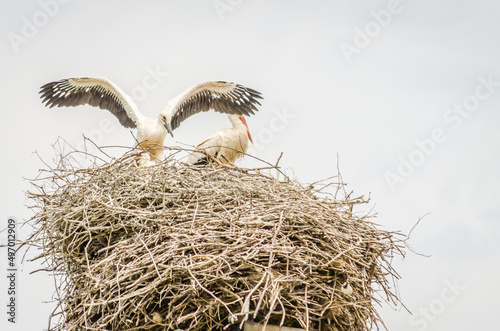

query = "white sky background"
1;0;499;330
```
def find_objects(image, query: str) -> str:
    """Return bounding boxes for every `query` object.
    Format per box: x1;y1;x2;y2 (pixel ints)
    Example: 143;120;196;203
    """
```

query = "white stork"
186;114;253;165
39;78;262;166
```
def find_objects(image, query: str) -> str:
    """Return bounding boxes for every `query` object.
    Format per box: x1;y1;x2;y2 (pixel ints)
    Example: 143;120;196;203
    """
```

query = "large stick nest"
26;143;404;331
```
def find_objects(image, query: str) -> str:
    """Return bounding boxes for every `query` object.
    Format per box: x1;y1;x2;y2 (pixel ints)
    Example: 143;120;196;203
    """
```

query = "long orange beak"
239;116;253;144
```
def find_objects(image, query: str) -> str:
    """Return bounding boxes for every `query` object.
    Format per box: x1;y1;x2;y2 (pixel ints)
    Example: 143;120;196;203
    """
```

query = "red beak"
239;116;253;144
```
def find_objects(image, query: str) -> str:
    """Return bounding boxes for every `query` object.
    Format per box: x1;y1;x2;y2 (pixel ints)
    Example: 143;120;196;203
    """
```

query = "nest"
26;143;404;331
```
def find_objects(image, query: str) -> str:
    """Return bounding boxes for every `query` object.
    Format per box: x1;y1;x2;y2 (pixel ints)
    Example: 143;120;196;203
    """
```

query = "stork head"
159;112;174;137
238;116;253;144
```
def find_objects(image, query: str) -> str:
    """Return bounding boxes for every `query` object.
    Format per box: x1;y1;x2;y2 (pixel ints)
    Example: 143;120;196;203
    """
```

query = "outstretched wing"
165;81;262;131
39;77;143;129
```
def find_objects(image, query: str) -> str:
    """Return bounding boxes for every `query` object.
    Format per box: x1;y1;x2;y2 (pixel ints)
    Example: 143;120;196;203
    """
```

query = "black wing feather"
39;79;137;128
170;83;263;131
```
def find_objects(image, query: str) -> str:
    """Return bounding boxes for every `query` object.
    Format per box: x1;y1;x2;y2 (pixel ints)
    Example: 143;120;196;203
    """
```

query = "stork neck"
228;115;245;129
158;112;174;137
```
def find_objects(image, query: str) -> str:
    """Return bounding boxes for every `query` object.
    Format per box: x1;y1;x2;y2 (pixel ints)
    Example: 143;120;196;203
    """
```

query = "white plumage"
187;114;253;165
39;77;262;166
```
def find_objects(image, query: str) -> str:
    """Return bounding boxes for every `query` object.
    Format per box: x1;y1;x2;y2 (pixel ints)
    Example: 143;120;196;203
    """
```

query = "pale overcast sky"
1;1;499;330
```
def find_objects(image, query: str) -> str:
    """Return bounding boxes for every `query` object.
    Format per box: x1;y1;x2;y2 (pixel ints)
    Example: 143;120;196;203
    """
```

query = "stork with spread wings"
39;78;262;166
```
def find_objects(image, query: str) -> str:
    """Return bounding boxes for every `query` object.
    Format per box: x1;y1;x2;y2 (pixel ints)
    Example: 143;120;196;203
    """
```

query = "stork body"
187;114;253;165
39;78;262;166
135;117;168;163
